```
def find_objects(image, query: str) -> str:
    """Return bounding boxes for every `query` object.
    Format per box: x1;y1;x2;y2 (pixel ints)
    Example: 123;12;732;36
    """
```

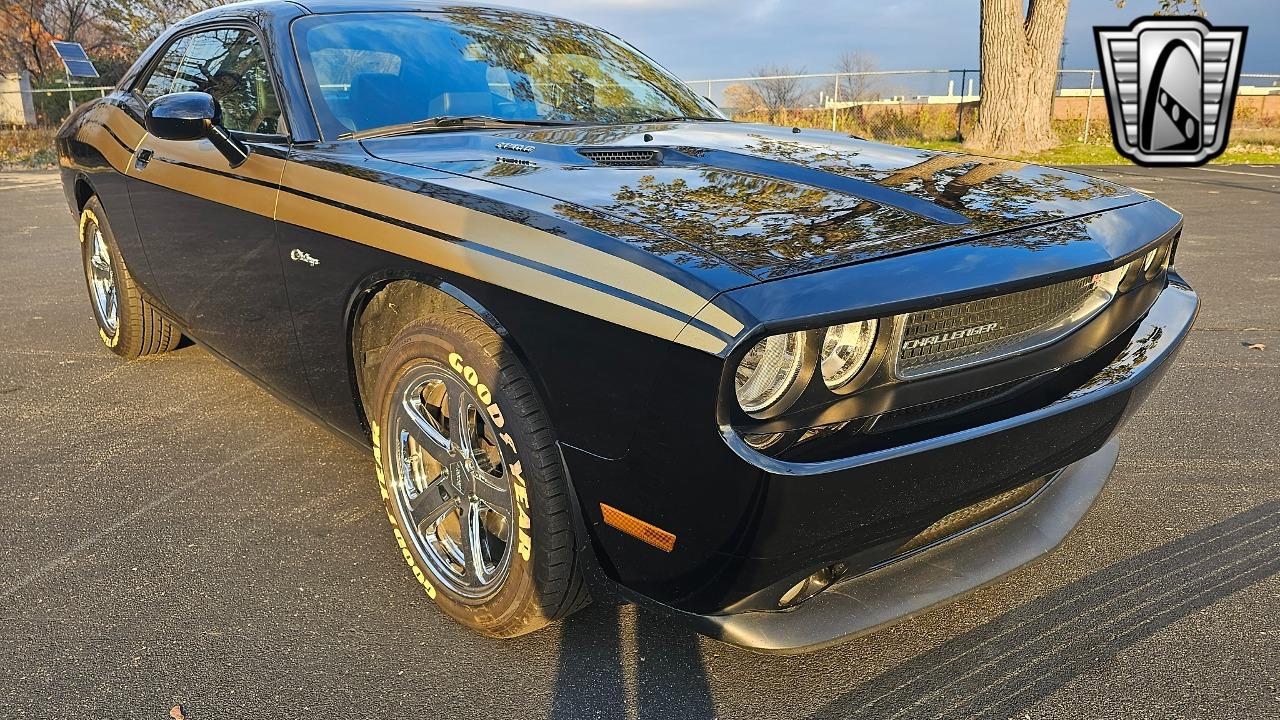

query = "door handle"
134;148;154;171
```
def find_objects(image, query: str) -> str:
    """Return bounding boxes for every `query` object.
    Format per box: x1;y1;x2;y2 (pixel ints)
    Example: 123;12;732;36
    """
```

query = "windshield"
292;9;723;139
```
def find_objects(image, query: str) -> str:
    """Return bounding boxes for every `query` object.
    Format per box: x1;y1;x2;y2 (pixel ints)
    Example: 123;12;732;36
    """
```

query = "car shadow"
550;597;717;720
548;500;1279;719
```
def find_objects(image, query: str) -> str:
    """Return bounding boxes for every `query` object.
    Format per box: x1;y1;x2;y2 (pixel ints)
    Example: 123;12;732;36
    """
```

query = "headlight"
1142;247;1159;273
735;332;804;413
1094;264;1127;295
820;319;878;389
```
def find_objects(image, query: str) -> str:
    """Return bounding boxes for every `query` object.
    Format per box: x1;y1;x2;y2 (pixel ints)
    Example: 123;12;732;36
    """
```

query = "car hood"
362;122;1146;280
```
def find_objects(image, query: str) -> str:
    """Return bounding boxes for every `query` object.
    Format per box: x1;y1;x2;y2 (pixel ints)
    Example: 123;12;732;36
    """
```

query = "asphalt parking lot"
1;164;1277;719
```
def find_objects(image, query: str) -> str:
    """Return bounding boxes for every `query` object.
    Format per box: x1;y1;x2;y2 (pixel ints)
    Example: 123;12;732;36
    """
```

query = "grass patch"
1;128;58;170
912;139;1280;166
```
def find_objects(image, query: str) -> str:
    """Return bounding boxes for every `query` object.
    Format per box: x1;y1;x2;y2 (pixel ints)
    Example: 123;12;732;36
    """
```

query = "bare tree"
1117;0;1205;14
751;64;805;124
721;83;763;115
835;50;880;103
0;1;55;76
93;0;228;51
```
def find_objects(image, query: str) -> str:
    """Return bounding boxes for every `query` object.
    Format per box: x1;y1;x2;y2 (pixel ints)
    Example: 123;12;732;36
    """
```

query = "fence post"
1082;70;1095;143
832;74;840;132
956;69;968;140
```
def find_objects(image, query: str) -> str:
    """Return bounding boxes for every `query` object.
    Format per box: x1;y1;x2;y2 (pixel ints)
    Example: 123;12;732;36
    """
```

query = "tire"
370;310;589;637
79;197;182;359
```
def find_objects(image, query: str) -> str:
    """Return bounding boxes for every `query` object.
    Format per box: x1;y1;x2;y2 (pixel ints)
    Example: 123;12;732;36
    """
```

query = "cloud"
491;0;1279;79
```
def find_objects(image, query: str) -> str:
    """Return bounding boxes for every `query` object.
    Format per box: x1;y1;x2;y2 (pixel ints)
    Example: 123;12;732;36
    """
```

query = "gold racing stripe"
98;105;145;148
77;121;135;175
281;161;744;339
275;188;727;352
85;106;736;352
131;139;286;218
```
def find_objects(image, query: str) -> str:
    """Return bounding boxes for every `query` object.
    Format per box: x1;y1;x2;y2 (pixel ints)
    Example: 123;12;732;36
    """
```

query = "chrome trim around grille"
892;274;1118;379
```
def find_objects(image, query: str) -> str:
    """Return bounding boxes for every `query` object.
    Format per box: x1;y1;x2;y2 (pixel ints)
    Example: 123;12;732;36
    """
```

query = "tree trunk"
966;0;1070;155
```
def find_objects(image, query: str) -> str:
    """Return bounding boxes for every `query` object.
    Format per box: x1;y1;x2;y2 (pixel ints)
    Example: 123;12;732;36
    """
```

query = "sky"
493;0;1280;82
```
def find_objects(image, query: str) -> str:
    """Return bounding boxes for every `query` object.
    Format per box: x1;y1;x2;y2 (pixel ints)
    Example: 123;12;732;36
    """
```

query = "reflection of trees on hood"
740;134;1129;227
736;134;1134;246
554;168;939;276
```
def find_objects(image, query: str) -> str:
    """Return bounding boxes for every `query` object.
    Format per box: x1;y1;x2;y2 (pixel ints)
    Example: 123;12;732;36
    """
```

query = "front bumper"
566;274;1197;649
691;438;1119;653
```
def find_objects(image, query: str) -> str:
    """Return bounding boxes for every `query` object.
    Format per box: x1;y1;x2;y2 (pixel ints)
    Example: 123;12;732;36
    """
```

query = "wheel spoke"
402;399;453;467
473;476;511;514
451;391;476;460
104;287;118;325
411;476;457;533
459;499;487;584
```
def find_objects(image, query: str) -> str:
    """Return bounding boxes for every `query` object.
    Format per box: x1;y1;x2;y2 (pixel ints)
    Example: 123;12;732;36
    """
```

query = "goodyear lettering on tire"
371;418;438;600
81;207;121;349
449;352;531;561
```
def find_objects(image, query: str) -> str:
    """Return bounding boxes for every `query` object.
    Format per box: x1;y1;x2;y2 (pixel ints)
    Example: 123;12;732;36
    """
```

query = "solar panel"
51;41;89;61
62;59;99;78
51;40;99;77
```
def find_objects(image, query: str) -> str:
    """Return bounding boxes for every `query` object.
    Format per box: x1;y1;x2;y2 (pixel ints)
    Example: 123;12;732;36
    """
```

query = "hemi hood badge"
902;322;1000;351
496;142;536;153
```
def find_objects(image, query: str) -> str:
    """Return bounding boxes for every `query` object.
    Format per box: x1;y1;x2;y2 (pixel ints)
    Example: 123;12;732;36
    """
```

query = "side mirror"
145;91;250;168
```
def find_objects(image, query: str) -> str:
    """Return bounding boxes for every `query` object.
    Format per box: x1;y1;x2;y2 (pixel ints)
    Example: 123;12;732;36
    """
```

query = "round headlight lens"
735;332;804;413
820;320;878;389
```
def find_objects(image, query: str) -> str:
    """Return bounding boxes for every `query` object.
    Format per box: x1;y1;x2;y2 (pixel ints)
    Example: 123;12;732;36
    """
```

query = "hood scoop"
577;147;663;167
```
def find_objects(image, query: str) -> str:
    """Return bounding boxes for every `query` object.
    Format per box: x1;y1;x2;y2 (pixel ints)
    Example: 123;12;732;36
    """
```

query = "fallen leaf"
1247;343;1266;351
170;706;186;720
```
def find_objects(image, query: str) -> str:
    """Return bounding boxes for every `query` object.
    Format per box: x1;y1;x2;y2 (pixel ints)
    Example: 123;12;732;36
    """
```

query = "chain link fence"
685;69;1280;148
3;69;1278;166
1;76;114;128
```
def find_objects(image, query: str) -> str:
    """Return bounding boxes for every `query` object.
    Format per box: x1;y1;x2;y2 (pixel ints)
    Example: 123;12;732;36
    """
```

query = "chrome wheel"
85;226;119;337
389;363;515;600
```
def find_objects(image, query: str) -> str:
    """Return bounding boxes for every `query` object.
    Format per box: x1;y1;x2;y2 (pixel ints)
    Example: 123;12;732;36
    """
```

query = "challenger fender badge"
289;248;320;267
902;323;1000;351
1095;16;1247;166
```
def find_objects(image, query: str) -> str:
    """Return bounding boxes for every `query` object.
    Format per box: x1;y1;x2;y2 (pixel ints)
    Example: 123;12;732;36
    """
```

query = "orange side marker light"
600;503;677;553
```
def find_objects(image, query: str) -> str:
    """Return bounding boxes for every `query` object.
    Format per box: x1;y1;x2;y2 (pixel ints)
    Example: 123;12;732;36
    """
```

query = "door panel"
126;139;312;404
123;24;312;405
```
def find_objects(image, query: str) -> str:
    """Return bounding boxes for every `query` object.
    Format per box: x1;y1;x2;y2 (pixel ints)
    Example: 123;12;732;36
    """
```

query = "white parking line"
0;180;61;192
0;440;270;601
1191;167;1280;180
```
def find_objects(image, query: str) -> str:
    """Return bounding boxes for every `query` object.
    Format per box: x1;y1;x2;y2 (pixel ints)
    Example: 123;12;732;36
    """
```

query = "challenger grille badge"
289;248;320;267
1095;16;1247;166
902;322;1000;351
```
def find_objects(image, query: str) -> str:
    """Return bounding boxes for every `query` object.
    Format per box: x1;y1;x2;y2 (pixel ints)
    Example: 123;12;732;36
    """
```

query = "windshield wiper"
341;115;578;141
633;115;728;124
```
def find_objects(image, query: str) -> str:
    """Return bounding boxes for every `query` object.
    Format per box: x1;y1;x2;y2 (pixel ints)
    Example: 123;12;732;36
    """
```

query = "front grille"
894;275;1111;378
577;148;662;166
894;473;1053;555
869;379;1023;434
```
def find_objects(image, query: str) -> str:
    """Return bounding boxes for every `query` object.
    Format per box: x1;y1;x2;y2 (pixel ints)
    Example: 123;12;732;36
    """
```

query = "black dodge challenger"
57;0;1197;653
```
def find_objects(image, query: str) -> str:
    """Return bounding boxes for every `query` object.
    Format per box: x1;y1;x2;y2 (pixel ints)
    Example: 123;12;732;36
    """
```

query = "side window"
169;28;285;135
137;36;192;103
308;48;403;132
